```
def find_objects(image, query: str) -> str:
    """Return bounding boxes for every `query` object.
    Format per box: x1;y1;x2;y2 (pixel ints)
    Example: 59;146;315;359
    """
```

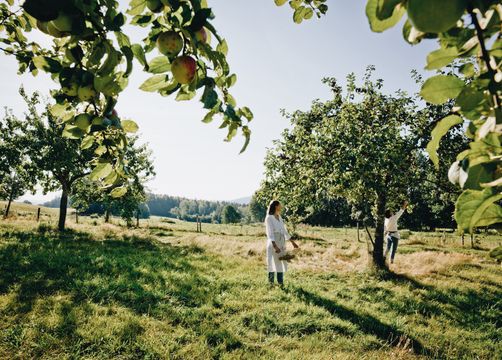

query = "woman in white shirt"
265;200;299;286
384;200;408;264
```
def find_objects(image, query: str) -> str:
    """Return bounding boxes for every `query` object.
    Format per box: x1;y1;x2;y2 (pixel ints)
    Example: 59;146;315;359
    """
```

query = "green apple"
61;83;78;97
407;0;466;33
74;113;92;130
171;55;197;84
146;0;163;12
77;85;97;102
46;21;66;38
156;31;183;56
51;12;73;32
195;27;208;44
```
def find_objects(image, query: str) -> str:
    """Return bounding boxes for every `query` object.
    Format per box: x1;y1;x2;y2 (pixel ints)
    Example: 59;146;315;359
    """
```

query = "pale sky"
1;0;436;204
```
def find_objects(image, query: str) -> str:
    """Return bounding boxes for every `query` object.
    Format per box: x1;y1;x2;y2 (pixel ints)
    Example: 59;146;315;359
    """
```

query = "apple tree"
0;109;37;218
260;69;454;268
0;0;253;195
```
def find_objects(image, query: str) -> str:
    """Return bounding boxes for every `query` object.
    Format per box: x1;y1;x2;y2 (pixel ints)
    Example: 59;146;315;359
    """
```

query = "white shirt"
265;214;291;247
385;209;404;233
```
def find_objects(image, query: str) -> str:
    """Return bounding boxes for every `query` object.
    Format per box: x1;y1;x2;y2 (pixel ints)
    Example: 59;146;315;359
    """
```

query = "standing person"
384;200;408;264
265;200;299;286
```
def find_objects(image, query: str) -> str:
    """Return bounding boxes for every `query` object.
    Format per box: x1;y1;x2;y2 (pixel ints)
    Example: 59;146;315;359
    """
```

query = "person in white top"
384;200;408;264
265;200;299;286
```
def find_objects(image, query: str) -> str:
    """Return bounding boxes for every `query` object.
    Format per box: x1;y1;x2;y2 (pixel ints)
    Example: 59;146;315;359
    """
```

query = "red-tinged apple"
51;12;73;32
146;0;163;12
195;27;208;43
77;85;97;101
62;83;78;97
171;55;197;84
156;31;183;56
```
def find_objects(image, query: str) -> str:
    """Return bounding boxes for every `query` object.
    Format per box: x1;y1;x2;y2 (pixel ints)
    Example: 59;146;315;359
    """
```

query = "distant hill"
230;196;251;205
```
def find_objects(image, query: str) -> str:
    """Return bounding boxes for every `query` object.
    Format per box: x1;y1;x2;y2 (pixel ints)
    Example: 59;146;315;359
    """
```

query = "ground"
0;202;500;359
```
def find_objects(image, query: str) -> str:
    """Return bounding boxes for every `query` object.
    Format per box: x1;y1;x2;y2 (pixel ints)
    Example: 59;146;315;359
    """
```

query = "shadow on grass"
380;270;502;332
0;228;215;317
291;286;445;359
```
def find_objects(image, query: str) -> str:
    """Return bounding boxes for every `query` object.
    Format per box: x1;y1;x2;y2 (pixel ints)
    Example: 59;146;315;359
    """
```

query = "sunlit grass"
0;202;500;359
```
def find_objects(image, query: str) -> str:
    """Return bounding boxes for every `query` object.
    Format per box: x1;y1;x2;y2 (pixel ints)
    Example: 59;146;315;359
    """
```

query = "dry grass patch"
393;251;476;277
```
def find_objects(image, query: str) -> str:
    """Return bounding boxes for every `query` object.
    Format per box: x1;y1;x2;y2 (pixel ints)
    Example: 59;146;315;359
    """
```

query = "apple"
77;85;97;102
156;31;183;56
61;83;78;97
46;21;66;38
195;27;208;44
171;55;197;84
50;12;73;32
146;0;163;12
74;113;92;130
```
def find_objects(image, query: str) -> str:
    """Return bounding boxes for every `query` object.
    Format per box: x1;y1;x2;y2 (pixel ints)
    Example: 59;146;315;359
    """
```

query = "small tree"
0;109;36;218
221;205;241;224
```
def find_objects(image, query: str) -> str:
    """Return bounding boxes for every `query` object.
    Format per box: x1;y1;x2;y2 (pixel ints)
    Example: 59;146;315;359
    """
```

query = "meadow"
0;202;500;359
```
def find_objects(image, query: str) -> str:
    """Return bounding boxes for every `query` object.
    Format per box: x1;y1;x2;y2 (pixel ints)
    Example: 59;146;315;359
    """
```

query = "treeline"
44;193;248;224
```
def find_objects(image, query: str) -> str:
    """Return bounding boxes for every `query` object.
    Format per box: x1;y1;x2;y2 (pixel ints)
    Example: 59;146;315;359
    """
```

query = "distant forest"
43;193;248;224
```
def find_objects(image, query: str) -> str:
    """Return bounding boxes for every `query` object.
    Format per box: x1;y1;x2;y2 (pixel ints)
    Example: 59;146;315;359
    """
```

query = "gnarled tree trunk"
3;185;15;219
58;187;68;231
372;192;387;269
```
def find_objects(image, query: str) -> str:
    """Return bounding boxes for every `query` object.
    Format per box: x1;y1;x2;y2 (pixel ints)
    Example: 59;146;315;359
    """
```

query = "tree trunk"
58;187;69;231
3;185;15;219
372;192;387;269
105;209;110;223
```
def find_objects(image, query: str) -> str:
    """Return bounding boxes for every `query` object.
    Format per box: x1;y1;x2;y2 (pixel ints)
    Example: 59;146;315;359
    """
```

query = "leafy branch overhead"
275;0;502;233
0;0;253;194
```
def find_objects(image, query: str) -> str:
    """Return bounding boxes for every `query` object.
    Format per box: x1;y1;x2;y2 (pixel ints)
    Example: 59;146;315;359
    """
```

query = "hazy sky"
1;0;437;204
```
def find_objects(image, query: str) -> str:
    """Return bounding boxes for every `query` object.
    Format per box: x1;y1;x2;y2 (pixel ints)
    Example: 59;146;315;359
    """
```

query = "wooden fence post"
75;211;79;224
37;208;41;222
136;211;140;228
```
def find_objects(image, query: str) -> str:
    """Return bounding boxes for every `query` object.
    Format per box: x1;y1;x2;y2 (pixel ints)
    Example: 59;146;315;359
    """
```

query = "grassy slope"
0;204;500;359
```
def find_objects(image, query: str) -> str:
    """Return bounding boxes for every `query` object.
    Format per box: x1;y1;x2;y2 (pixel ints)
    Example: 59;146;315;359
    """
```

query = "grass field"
0;202;501;359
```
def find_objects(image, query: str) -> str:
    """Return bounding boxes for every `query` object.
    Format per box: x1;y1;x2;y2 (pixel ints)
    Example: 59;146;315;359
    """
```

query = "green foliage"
258;68;466;266
0;0;253;190
221;204;242;224
363;0;501;232
72;136;155;225
0;109;37;216
274;0;328;23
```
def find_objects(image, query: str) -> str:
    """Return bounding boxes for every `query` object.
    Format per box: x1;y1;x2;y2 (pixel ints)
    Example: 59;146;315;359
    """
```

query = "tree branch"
467;5;500;108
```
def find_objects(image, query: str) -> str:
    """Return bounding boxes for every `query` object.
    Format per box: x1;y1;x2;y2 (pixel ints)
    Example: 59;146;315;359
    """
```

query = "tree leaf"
148;56;170;74
455;189;502;233
274;0;288;5
425;47;458;70
110;186;128;198
376;0;402;20
420;75;464;104
89;163;113;181
426;115;462;169
32;56;61;73
366;0;405;33
463;164;495;191
121;119;139;133
139;74;169;92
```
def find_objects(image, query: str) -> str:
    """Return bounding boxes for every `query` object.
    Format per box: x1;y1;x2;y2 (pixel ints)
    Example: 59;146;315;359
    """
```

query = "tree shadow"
377;270;502;334
290;286;445;359
0;228;216;318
